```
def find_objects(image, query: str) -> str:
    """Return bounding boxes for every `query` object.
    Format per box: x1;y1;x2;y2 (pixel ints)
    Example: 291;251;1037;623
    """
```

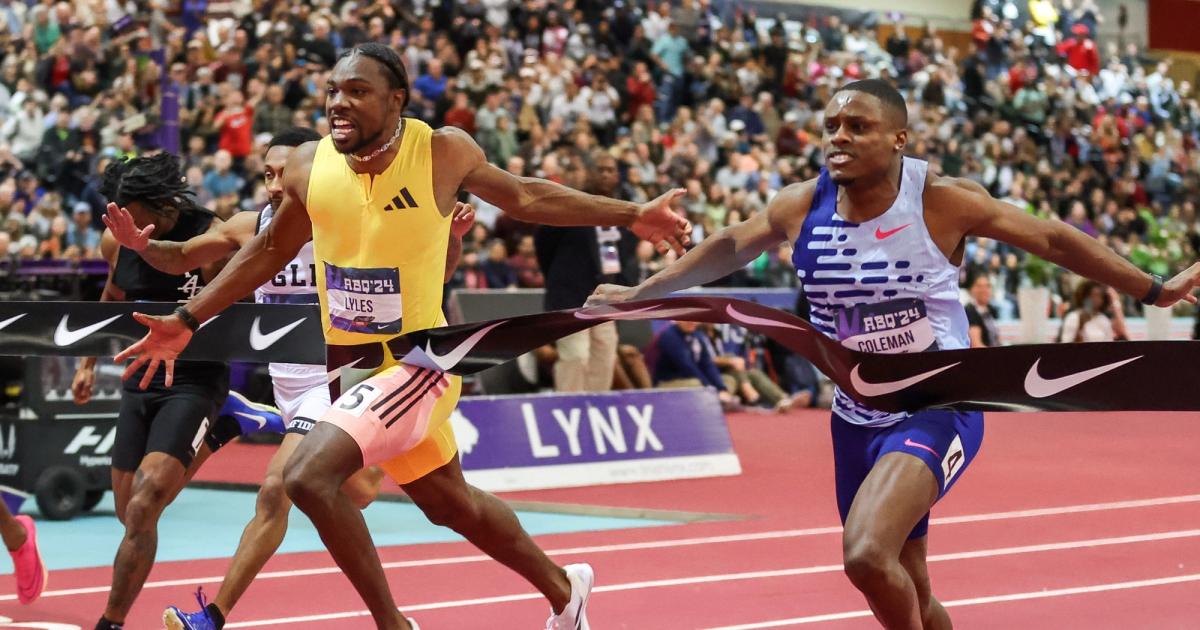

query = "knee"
125;477;175;532
842;536;893;589
283;459;333;509
416;488;481;531
256;473;290;521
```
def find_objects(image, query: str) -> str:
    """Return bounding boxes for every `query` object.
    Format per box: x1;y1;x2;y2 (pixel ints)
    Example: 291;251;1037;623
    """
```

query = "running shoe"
545;563;594;630
163;587;217;630
219;390;285;436
9;515;46;604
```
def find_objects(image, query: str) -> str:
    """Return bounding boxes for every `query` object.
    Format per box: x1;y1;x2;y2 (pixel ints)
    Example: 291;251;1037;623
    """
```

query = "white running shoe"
545;563;594;630
407;617;420;630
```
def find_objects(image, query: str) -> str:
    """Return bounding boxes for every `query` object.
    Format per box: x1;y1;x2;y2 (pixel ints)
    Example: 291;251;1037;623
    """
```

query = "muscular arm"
938;178;1156;301
136;211;259;275
184;143;316;322
447;127;640;227
635;181;812;300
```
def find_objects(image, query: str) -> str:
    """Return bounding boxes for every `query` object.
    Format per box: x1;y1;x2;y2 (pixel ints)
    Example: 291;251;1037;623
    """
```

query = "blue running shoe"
219;390;285;436
163;587;217;630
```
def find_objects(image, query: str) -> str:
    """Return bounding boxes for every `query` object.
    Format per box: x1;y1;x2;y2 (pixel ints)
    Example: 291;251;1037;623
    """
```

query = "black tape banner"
0;301;325;365
331;297;1200;414
4;298;1199;413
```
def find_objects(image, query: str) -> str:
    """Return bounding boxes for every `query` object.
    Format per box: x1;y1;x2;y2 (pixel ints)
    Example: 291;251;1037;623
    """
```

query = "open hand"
101;202;153;252
450;201;476;239
631;188;692;256
113;313;194;389
1157;263;1200;307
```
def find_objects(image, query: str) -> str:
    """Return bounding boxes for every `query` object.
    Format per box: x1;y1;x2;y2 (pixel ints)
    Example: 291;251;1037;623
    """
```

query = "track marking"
705;573;1200;629
8;493;1200;602
222;529;1200;627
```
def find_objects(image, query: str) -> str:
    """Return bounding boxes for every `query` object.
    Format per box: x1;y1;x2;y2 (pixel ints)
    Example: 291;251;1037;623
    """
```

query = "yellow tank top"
307;119;450;345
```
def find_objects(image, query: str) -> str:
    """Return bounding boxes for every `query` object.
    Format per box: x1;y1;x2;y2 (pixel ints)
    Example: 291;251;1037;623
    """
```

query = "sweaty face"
325;55;405;156
263;145;292;212
821;91;906;186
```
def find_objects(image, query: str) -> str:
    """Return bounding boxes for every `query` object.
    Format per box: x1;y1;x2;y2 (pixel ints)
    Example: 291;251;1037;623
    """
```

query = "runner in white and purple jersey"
589;79;1200;628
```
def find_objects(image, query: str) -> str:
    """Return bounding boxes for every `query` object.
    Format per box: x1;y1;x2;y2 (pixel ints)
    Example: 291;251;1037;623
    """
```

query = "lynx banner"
449;388;739;492
3;298;1200;412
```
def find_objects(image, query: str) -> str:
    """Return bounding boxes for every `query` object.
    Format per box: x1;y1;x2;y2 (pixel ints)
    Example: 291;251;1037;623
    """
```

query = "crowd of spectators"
0;0;1198;329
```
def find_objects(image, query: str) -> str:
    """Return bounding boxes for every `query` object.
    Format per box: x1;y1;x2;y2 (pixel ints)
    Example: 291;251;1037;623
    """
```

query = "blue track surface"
7;488;679;571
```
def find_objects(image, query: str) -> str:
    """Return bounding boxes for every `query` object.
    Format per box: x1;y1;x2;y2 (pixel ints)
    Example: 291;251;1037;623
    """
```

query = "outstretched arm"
938;178;1199;306
443;127;691;254
114;143;318;388
590;181;813;304
103;203;258;275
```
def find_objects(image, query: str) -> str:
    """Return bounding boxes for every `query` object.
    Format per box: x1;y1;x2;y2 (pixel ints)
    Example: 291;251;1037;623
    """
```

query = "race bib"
325;263;403;335
835;298;937;354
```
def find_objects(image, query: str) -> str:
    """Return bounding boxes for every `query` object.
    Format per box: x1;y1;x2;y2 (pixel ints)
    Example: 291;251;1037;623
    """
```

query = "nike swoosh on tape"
849;361;961;397
326;357;364;382
0;313;25;331
424;320;508;371
725;303;807;330
54;314;123;346
574;304;709;320
233;411;268;429
249;316;306;351
1023;355;1142;398
875;224;912;240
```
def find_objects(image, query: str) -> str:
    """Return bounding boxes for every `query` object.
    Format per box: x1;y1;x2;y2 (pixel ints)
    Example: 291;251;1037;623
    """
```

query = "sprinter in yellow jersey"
116;43;691;630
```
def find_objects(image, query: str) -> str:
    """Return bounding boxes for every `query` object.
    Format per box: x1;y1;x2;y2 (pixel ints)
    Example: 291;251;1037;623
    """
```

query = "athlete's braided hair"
99;152;211;218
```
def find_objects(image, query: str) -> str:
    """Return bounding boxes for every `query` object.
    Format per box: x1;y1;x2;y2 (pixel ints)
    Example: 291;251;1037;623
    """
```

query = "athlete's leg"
111;469;134;525
211;431;302;616
0;500;23;550
104;451;189;623
283;423;407;630
899;536;951;630
401;456;571;611
841;451;938;630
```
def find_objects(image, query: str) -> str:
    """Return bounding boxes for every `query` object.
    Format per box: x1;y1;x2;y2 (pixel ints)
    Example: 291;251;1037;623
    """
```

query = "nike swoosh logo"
1023;355;1142;398
234;411;267;429
327;357;364;382
423;320;508;371
54;314;123;346
575;304;708;320
725;304;807;330
849;361;961;396
0;314;25;331
875;224;912;240
903;438;941;458
249;316;306;351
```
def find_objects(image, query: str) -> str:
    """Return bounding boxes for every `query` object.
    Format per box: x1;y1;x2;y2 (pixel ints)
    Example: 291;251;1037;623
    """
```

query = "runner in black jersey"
70;153;236;630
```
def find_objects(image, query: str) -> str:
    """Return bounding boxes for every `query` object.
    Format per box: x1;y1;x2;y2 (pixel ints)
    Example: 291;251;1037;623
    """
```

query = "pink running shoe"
9;515;47;604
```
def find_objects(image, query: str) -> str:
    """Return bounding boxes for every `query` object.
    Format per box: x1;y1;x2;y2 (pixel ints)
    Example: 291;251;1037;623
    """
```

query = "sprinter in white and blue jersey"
589;79;1200;629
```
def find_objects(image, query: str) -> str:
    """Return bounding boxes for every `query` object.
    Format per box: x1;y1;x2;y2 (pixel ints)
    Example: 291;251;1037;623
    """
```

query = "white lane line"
223;529;1200;627
9;492;1200;602
705;573;1200;629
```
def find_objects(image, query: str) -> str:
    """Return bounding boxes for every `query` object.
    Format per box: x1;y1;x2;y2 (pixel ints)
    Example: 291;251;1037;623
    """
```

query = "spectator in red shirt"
443;91;476;136
625;62;656;122
1059;24;1100;76
214;90;253;161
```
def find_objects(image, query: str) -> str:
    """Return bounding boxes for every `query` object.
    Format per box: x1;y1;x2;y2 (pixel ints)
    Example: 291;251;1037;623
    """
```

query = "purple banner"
449;388;739;491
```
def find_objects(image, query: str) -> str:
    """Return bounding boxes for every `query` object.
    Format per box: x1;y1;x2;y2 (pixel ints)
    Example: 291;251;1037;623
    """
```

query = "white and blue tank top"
791;158;968;427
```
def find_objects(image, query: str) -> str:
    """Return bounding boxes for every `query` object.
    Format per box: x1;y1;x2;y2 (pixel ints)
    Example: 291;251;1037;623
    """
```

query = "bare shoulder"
926;174;990;200
283;140;320;197
220;209;261;241
765;178;818;237
431;126;485;161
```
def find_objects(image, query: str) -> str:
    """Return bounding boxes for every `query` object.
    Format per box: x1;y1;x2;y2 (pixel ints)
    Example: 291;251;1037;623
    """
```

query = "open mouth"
827;151;854;166
330;117;354;142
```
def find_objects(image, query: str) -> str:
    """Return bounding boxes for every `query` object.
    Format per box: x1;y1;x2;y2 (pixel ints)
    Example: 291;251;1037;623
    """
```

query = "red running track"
2;410;1198;629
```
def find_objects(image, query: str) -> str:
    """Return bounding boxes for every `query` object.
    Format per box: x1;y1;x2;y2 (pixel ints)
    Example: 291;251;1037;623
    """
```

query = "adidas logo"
384;187;419;211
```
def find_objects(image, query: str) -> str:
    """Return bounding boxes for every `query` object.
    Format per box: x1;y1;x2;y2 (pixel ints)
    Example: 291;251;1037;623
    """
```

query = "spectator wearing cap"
1059;24;1100;76
66;201;99;258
